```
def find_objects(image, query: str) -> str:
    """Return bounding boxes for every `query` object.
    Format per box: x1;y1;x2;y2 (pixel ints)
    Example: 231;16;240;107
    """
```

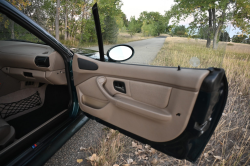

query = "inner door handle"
113;81;126;93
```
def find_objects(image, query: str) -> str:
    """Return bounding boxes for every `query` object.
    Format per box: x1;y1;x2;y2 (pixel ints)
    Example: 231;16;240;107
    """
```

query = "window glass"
6;0;249;70
93;0;231;69
0;13;45;45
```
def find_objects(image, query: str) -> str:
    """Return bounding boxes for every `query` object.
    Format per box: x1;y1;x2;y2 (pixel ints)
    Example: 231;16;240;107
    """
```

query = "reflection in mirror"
108;45;133;61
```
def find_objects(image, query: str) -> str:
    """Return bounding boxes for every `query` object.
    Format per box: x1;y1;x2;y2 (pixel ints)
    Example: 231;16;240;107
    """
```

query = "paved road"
44;36;166;166
88;36;167;64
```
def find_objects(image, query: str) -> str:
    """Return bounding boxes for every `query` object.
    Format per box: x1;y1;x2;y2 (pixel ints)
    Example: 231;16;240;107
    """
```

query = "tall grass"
152;37;250;166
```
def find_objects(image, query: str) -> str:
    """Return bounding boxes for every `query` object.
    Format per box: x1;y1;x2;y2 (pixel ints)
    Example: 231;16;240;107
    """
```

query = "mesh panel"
0;91;42;119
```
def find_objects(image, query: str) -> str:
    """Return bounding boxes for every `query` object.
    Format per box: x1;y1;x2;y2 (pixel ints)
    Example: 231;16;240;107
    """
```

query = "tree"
128;16;138;37
55;0;60;40
232;34;248;43
172;25;187;36
93;0;123;43
5;0;131;46
219;31;230;41
139;11;168;36
232;0;250;35
103;16;119;44
64;0;68;40
169;0;250;49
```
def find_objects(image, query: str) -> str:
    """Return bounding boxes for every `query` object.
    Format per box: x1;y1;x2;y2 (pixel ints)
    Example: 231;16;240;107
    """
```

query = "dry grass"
86;37;250;166
116;32;153;44
60;32;153;48
151;37;250;166
86;129;124;166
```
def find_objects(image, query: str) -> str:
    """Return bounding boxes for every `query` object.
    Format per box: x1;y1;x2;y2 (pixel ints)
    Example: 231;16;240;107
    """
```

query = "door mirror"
107;44;134;62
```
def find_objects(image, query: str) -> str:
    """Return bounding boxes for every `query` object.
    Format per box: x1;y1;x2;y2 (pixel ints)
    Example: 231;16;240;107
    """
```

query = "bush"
176;31;185;36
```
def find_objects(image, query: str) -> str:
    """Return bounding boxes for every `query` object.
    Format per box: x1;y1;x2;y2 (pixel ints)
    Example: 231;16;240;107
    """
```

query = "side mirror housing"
107;44;134;62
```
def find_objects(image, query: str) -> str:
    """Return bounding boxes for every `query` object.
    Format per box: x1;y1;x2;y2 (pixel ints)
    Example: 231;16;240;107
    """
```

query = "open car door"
72;3;228;162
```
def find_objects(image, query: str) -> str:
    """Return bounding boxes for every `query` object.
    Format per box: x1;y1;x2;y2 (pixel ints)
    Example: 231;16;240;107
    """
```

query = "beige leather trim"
4;68;67;85
96;76;171;121
129;80;172;109
81;94;108;109
0;41;65;71
73;53;209;92
77;85;198;142
77;77;108;101
46;69;67;85
8;68;53;84
73;54;209;142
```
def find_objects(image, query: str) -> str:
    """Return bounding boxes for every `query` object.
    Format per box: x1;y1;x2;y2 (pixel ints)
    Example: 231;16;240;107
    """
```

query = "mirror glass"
108;45;133;61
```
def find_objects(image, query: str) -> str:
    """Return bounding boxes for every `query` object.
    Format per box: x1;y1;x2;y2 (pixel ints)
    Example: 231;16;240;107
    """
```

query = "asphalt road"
44;36;166;166
88;36;167;64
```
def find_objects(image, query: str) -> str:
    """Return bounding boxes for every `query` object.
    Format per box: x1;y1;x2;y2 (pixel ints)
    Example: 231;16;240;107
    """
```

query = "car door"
72;3;228;162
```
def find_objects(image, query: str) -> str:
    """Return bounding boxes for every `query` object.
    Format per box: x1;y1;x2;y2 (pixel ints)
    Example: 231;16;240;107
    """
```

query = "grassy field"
151;37;250;165
82;37;250;166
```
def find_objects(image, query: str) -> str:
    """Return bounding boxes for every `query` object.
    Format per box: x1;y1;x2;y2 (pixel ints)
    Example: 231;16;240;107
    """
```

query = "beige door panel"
129;80;172;109
104;77;171;109
0;41;65;71
76;81;198;142
73;54;209;142
3;68;67;85
96;76;172;121
73;54;209;92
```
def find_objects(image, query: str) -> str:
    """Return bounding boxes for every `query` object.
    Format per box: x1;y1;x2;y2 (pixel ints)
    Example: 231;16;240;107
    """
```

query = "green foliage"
79;17;97;44
219;31;230;42
232;0;250;35
128;16;139;37
169;0;250;49
94;0;123;44
3;0;172;46
141;21;157;36
172;25;187;37
0;13;44;44
232;35;248;43
139;11;168;36
103;16;119;44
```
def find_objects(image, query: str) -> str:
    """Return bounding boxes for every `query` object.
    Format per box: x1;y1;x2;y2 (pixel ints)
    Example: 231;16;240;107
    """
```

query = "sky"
121;0;174;20
121;0;240;38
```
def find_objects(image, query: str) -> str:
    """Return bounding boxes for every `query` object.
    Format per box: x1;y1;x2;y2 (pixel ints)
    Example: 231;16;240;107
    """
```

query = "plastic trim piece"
77;58;98;70
92;3;104;62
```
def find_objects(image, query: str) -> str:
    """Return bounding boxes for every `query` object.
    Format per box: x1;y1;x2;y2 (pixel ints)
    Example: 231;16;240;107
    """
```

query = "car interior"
0;41;70;154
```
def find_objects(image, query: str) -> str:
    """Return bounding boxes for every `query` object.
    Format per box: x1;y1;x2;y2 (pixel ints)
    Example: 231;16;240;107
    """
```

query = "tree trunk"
206;9;212;48
9;0;14;39
11;20;15;39
212;4;227;50
212;8;216;33
55;0;60;41
64;0;68;40
213;24;222;49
